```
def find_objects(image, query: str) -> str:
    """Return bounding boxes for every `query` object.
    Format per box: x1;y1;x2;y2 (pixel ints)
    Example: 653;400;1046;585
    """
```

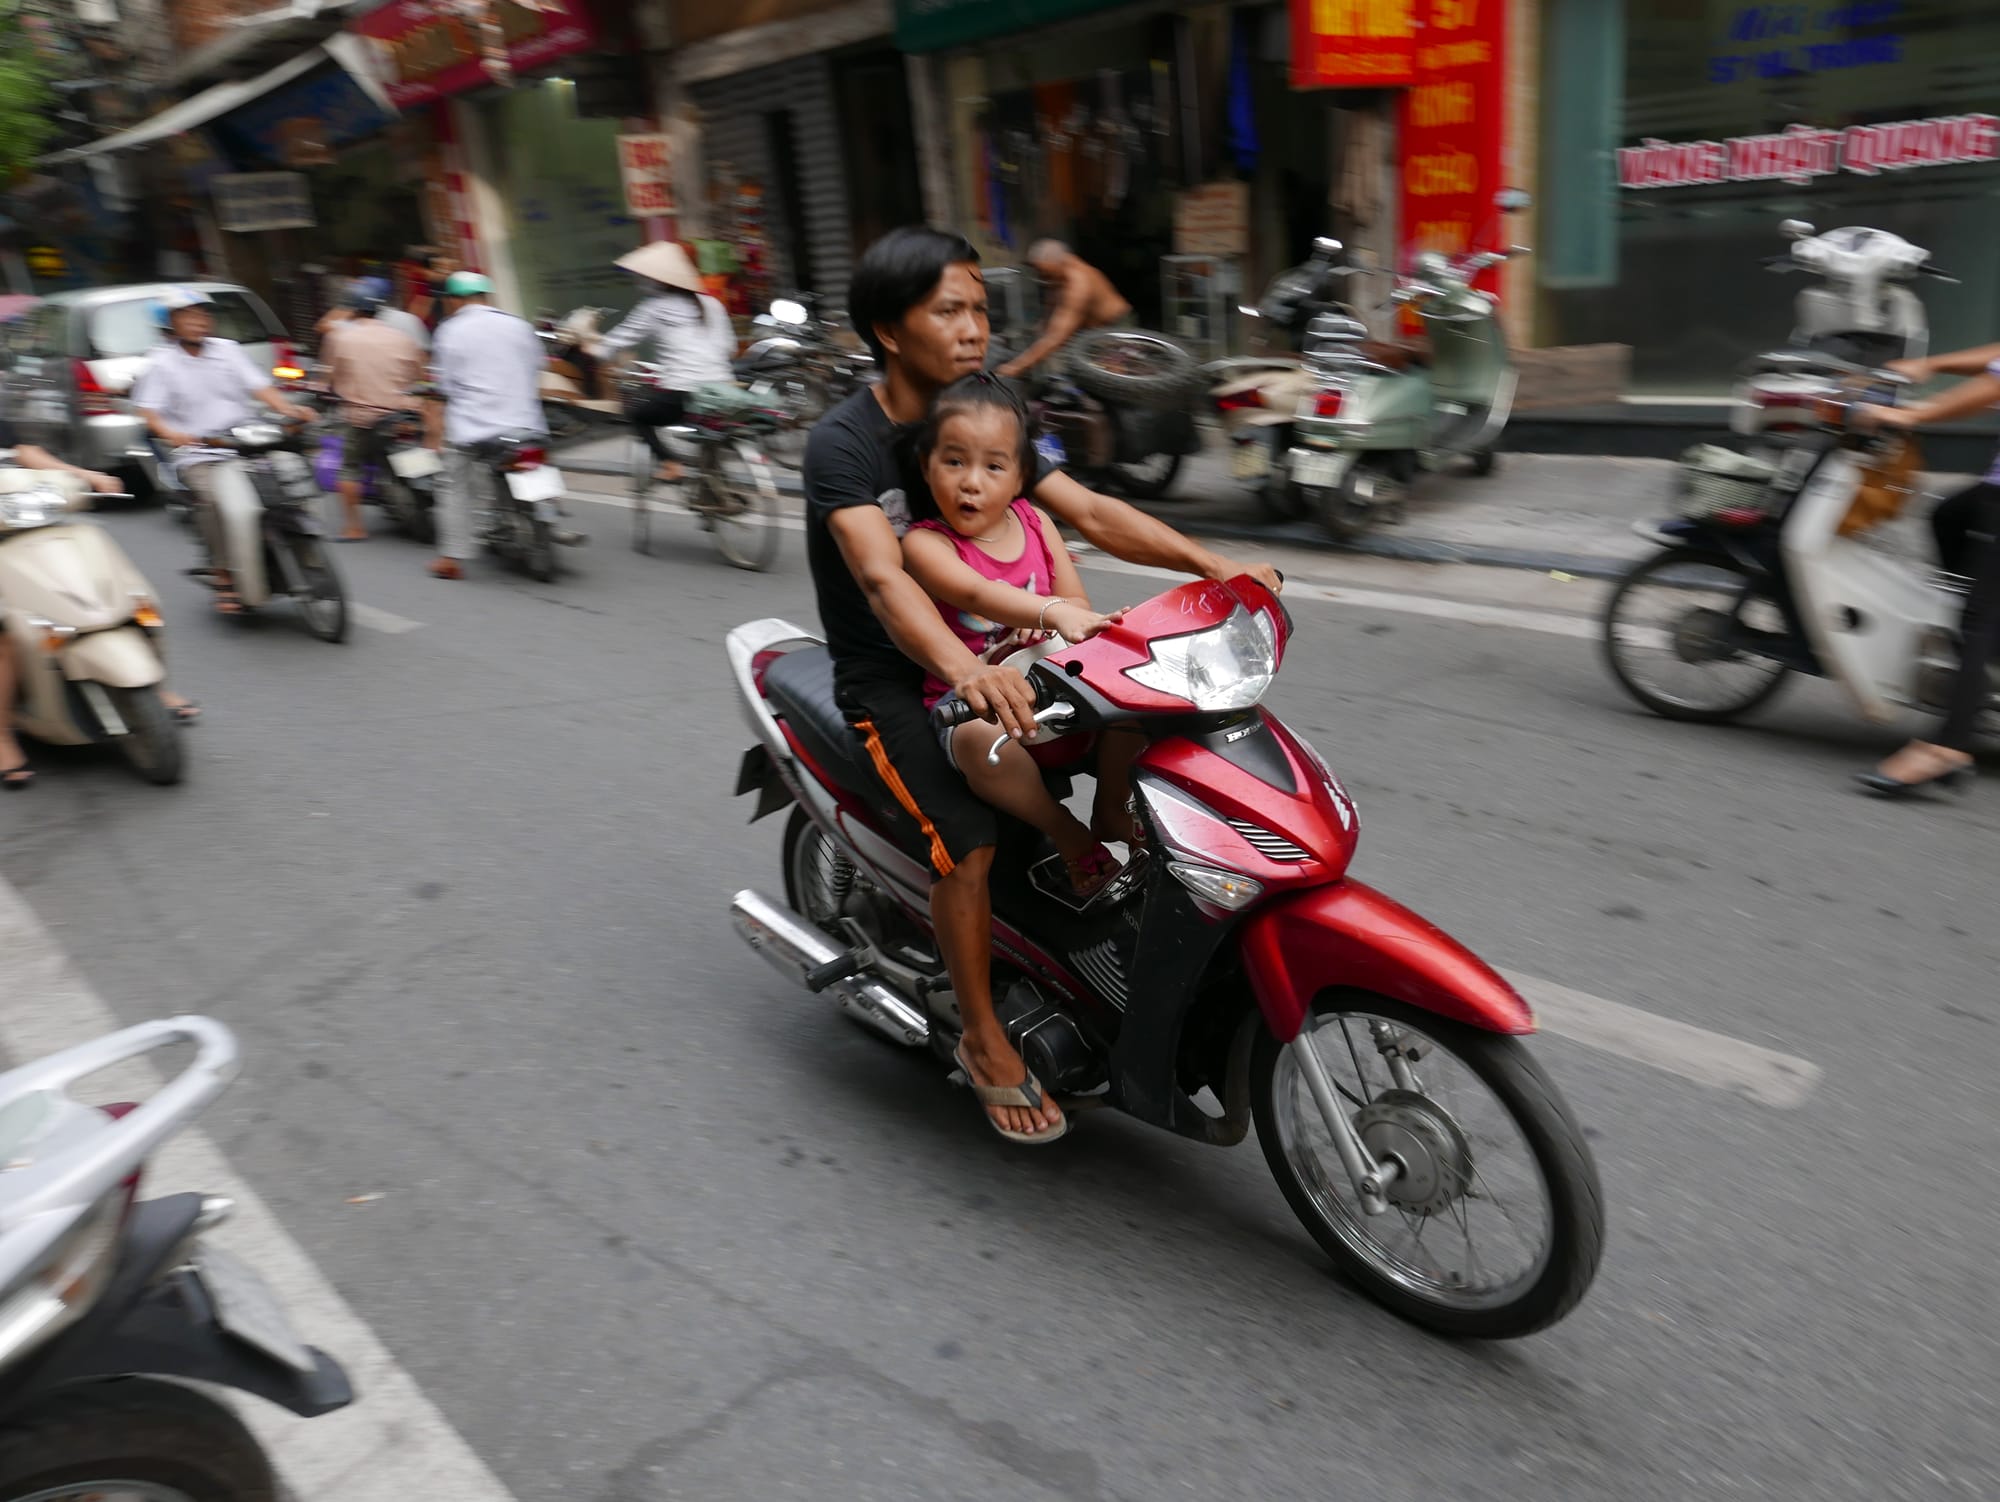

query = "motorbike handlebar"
930;672;1057;733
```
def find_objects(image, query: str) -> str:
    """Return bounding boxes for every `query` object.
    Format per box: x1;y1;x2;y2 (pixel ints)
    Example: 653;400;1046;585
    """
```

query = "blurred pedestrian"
602;242;736;486
424;271;546;580
1854;342;2000;796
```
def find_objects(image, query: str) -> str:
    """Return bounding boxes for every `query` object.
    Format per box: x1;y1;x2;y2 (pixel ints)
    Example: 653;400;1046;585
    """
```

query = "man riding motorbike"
132;288;314;615
424;270;549;581
805;226;1278;1143
994;239;1134;381
322;280;425;541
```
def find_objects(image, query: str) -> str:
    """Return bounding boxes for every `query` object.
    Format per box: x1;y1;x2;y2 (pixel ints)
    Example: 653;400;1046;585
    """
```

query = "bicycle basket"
1676;444;1779;521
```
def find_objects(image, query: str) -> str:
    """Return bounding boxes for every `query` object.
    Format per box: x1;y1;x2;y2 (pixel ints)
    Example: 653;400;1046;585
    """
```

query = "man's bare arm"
1033;469;1282;593
1898;343;2000;380
827;506;1040;737
998;279;1087;378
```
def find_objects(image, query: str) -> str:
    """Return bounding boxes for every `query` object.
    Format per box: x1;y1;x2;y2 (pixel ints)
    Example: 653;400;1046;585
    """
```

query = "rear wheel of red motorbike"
1251;994;1603;1339
0;1376;279;1501
783;807;858;937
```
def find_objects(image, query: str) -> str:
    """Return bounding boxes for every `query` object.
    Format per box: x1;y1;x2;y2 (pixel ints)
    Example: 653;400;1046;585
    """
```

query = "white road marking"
350;603;424;634
0;878;518;1502
1074;551;1603;641
1504;969;1823;1109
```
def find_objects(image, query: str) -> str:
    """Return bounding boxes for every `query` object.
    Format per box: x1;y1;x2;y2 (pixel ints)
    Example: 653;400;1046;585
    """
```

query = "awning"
42;41;385;165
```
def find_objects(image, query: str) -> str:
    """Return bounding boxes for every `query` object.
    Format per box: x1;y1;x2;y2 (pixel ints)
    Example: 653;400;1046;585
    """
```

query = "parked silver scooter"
0;469;184;784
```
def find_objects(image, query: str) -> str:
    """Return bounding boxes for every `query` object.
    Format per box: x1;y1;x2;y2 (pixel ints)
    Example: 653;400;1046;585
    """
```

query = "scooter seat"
760;645;873;795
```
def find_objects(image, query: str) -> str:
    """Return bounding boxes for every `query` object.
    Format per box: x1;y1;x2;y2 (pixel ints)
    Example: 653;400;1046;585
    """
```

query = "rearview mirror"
1312;236;1344;256
1495;187;1532;213
1780;219;1815;241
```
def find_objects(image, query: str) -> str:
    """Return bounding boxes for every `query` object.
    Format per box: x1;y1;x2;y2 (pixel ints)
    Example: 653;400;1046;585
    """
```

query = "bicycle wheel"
701;440;781;572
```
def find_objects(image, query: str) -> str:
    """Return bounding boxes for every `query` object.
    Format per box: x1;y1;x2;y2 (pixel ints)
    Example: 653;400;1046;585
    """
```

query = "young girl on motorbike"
900;374;1142;898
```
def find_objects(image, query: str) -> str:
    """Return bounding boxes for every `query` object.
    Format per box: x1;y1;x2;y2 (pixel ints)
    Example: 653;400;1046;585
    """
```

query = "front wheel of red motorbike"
1250;994;1603;1339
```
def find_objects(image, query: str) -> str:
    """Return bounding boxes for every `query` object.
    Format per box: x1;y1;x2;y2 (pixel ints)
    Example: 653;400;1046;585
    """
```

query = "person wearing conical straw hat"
603;241;738;486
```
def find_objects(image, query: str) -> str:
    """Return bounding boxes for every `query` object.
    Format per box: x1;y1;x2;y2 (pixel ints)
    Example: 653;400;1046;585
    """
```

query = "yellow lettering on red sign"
1405;151;1480;197
1310;0;1411;38
1409;81;1474;128
1431;0;1479;29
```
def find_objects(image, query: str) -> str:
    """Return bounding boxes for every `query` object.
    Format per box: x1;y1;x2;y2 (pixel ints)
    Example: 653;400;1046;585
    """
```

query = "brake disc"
1355;1089;1473;1217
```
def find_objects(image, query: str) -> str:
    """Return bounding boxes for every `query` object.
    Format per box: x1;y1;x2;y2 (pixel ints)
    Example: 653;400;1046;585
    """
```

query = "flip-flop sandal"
2;763;34;790
1063;843;1123;900
170;701;202;725
952;1043;1069;1146
213;592;243;616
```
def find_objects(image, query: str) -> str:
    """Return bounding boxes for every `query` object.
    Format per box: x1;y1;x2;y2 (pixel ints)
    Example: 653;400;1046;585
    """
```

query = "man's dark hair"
848;226;980;363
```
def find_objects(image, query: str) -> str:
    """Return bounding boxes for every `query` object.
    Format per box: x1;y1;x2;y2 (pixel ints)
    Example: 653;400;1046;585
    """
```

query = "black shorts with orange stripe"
835;663;997;881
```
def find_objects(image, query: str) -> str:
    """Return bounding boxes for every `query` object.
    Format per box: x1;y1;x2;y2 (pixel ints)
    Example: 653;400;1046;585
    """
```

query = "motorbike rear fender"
1238;879;1534;1041
59;627;164;689
0;1195;352;1423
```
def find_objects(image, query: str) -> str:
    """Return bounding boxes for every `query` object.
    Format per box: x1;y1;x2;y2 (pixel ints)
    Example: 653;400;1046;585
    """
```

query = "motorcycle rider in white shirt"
132;288;314;616
422;270;549;581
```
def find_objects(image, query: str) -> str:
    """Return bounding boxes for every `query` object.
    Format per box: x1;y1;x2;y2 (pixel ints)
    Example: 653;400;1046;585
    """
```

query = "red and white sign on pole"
1398;0;1506;281
617;134;675;220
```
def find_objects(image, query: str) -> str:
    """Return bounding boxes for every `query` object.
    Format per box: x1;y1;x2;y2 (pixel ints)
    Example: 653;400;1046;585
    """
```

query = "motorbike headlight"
1124;605;1281;712
769;299;808;326
0;490;65;529
230;424;282;448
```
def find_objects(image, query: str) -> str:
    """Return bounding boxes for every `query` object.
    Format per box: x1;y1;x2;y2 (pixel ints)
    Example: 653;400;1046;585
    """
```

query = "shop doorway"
832;50;924;258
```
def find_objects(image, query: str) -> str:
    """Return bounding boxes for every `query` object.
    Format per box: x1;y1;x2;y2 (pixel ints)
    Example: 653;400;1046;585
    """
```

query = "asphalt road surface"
2;484;1994;1501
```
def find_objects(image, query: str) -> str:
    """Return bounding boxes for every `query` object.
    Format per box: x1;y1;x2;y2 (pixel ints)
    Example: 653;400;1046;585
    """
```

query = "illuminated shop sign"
1617;113;2000;190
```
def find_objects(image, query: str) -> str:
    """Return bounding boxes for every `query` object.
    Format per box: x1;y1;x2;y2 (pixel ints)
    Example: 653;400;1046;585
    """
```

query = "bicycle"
625;369;785;572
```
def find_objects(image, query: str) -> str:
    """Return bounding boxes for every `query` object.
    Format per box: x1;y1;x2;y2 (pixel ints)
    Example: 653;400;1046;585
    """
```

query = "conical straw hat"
615;241;704;294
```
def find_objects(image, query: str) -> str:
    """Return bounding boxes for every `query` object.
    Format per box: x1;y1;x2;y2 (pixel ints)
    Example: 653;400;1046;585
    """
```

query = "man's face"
880;262;988;388
169;307;213;344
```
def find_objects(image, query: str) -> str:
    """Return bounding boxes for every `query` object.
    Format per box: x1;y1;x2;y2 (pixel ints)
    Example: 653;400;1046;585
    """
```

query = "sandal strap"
954;1044;1047;1111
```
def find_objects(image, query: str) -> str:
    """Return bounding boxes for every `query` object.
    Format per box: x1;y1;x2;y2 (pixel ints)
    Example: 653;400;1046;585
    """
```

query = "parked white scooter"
1604;377;1992;733
0;469;184;783
1732;222;1956;439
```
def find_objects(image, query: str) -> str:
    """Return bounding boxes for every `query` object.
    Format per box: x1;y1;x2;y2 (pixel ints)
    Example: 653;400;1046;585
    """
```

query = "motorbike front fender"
1239;879;1534;1042
59;627;165;690
2;1196;352;1422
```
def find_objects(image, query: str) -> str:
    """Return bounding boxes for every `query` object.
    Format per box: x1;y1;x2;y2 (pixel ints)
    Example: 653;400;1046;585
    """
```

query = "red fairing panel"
1239;880;1535;1041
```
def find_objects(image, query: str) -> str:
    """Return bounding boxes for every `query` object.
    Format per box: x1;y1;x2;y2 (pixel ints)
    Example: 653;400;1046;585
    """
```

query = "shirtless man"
995;239;1133;380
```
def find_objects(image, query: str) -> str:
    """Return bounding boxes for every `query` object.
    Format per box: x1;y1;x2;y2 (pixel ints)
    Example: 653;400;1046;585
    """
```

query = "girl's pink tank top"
909;499;1055;705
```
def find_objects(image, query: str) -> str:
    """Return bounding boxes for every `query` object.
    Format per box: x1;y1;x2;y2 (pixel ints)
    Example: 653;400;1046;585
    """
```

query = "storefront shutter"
690;56;854;305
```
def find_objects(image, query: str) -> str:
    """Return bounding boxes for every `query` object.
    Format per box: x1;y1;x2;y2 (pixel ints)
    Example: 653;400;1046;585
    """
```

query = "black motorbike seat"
761;646;874;796
468;429;543;463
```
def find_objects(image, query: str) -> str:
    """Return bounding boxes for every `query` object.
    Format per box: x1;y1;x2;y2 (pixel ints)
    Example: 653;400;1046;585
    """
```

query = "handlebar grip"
930;696;980;732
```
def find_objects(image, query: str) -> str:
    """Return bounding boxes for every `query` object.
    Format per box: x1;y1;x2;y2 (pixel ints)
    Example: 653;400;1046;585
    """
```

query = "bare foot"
1876;740;1971;782
958;1028;1064;1140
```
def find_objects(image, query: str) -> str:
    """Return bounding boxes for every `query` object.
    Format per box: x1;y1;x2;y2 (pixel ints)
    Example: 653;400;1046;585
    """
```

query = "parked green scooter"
1283;191;1530;541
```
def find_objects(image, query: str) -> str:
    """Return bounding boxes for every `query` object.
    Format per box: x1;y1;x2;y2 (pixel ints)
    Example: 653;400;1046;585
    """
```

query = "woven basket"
1676;444;1778;521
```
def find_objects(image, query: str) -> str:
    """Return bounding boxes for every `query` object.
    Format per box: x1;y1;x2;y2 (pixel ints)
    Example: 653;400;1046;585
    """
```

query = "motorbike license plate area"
1231;441;1270;479
193;1243;315;1373
389;447;443;480
506;465;565;504
1292;451;1344;488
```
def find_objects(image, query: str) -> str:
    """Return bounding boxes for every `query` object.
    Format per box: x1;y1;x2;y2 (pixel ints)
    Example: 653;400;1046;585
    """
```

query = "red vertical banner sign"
1398;0;1506;276
1290;0;1416;90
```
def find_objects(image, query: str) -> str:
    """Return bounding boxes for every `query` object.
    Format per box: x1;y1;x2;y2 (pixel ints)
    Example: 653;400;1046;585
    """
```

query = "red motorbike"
728;575;1603;1338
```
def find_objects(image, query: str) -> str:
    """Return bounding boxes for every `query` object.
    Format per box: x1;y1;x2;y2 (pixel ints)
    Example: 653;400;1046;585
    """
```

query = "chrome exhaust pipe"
730;889;931;1047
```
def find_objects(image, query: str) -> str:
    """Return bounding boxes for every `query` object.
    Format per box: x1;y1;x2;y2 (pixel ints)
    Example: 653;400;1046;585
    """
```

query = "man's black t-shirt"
0;418;19;450
802;388;917;682
802;386;1053;686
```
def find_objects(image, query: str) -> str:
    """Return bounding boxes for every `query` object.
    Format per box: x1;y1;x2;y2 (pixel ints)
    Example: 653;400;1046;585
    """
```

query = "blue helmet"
153;286;216;328
340;276;390;316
